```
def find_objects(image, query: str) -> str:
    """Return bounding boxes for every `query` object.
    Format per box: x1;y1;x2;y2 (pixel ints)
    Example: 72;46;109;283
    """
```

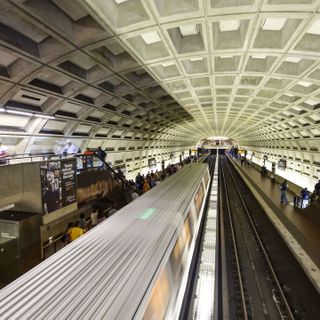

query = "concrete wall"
0;163;42;212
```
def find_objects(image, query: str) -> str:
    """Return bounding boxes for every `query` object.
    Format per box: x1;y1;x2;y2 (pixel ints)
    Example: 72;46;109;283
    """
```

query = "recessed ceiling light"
298;80;313;87
219;20;240;32
307;20;320;35
190;57;204;62
162;61;175;67
221;55;234;59
114;0;129;4
179;24;199;36
305;99;318;105
261;18;287;31
284;57;301;63
6;109;33;116
141;31;161;45
251;54;267;59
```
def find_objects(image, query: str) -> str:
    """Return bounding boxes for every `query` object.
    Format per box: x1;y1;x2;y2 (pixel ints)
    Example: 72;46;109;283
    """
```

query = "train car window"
170;237;184;281
194;183;205;218
183;218;192;249
143;268;171;320
187;209;195;236
204;170;209;187
169;215;192;284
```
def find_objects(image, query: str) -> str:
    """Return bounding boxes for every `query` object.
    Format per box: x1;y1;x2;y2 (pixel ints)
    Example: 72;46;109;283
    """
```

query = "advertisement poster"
61;160;77;206
41;159;76;214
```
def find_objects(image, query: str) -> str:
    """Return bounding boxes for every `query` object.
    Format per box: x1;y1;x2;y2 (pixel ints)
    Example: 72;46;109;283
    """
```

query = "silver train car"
0;163;210;320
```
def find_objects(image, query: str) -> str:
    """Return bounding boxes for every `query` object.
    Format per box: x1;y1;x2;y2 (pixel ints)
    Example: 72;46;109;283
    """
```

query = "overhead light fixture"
284;57;301;63
307;19;320;35
6;109;33;116
162;61;175;67
190;57;204;62
114;0;129;4
298;80;313;87
251;54;267;59
261;18;287;31
141;31;161;45
219;20;240;32
221;55;234;59
34;114;56;119
305;99;318;105
2;108;55;119
179;24;199;36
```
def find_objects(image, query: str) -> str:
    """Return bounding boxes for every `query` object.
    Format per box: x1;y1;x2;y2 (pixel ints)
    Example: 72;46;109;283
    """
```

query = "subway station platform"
229;156;320;291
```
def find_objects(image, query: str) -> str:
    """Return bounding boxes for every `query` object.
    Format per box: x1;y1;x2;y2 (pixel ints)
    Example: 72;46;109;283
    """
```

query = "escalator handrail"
93;153;133;190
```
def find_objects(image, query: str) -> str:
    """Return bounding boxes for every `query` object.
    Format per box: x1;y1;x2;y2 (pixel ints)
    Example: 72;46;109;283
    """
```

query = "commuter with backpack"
280;180;288;204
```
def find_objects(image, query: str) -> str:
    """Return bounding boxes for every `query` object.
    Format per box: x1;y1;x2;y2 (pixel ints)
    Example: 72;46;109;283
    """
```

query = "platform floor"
231;157;320;269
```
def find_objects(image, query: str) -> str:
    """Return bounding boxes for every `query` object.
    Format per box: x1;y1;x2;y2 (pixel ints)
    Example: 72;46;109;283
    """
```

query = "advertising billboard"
40;159;76;214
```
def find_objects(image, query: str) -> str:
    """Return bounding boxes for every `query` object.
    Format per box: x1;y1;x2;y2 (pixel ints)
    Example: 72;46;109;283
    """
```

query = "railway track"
219;155;294;320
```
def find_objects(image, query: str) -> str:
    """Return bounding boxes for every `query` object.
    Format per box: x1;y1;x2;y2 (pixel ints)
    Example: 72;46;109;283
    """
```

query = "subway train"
0;163;210;320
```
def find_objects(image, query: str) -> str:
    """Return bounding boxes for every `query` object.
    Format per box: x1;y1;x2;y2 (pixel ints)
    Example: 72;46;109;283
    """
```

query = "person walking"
280;180;289;204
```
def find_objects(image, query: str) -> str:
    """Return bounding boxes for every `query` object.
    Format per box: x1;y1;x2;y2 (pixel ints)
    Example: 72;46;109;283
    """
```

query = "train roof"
0;163;209;319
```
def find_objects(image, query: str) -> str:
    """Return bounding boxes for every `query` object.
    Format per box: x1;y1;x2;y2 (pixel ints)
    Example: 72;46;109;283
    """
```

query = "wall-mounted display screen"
278;159;287;170
148;158;156;169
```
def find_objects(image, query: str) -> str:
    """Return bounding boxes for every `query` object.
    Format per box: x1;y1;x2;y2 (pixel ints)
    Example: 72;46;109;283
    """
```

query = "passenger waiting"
280;180;289;205
0;141;8;165
62;222;73;244
313;180;320;201
90;207;99;228
68;221;84;242
97;210;106;224
143;179;151;193
135;173;143;192
300;188;310;209
79;213;87;231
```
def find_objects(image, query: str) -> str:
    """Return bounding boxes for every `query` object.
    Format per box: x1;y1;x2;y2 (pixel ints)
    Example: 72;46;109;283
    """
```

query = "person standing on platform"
90;207;99;228
68;221;84;242
135;173;143;192
280;180;289;204
314;180;320;195
79;213;87;231
300;188;310;208
240;156;245;167
0;141;9;165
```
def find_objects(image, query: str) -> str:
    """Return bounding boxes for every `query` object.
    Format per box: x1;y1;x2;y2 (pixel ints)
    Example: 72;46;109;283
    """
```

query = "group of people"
63;206;117;243
129;160;193;195
280;179;320;208
82;146;107;168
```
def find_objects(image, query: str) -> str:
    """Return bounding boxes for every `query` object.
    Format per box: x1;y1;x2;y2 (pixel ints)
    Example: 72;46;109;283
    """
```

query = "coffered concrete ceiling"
0;0;320;176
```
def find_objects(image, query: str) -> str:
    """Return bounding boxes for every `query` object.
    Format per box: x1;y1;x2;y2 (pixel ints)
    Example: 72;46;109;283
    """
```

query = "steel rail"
224;157;295;320
220;157;248;320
